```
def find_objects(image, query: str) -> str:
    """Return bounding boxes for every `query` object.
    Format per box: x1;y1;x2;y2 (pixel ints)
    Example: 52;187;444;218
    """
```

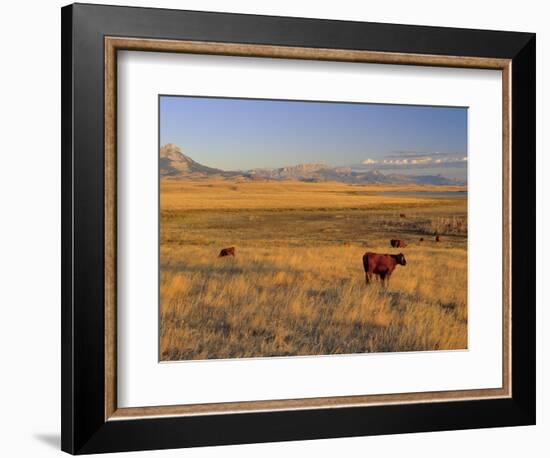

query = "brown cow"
435;235;441;242
390;239;407;248
218;247;236;257
400;213;406;218
363;252;407;286
419;237;424;242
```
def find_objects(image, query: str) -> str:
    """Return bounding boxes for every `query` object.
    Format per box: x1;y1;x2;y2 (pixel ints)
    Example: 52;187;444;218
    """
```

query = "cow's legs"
365;272;371;285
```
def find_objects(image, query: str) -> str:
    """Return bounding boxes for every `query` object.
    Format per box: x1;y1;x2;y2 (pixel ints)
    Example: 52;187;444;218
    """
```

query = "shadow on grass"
161;260;305;276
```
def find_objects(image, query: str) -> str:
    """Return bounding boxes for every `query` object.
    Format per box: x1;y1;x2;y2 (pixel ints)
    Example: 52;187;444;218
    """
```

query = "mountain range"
160;144;465;185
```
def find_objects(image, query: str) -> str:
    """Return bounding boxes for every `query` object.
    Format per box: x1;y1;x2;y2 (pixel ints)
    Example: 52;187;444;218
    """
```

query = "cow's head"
396;253;407;266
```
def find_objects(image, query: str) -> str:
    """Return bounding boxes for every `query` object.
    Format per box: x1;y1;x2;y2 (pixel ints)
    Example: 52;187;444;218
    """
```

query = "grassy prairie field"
160;178;468;361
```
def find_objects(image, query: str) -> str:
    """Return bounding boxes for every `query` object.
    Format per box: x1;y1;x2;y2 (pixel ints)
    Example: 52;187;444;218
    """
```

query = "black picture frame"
61;3;535;454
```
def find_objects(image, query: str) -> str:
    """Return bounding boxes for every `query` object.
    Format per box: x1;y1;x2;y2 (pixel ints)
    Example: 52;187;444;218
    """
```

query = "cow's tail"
362;253;371;285
362;253;369;272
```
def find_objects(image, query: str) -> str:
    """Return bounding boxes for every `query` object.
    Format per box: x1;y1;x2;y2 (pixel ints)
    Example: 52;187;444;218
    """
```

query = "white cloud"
361;151;467;170
362;158;378;165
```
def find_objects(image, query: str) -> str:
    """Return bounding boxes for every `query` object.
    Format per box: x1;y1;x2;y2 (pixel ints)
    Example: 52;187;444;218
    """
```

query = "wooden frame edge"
502;61;512;401
109;389;510;420
105;38;117;420
104;36;512;421
106;36;510;69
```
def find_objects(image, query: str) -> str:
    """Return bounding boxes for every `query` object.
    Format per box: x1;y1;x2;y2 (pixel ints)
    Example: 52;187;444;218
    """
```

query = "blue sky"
160;95;467;178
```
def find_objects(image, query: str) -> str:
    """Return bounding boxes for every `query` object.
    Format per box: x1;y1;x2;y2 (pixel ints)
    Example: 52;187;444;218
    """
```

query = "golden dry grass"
160;178;467;361
160;178;466;211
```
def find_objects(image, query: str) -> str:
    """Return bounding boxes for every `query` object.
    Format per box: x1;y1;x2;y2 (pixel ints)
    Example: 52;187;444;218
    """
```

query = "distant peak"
159;144;225;177
160;143;186;160
280;162;330;172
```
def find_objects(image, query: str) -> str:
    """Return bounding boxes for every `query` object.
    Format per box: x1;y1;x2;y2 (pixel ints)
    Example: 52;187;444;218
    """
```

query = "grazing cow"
419;237;424;242
363;252;407;286
218;247;236;257
400;213;406;218
435;235;441;242
390;239;407;248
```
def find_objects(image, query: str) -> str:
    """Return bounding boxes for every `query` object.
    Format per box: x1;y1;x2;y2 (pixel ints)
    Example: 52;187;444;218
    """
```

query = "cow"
363;252;407;286
400;213;406;218
419;237;424;242
218;247;236;257
435;235;441;242
390;239;407;248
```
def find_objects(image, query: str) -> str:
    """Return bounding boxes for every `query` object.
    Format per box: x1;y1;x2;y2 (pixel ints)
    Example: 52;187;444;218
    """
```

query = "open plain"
160;178;468;361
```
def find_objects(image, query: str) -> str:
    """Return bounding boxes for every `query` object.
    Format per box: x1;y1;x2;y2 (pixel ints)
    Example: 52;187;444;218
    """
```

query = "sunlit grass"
161;178;466;211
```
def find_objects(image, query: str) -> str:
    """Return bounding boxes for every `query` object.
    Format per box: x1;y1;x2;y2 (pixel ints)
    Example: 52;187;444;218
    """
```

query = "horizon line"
160;143;468;177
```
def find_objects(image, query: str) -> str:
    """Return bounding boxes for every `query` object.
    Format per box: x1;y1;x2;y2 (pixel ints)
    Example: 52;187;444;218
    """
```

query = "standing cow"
363;252;407;287
390;239;407;248
218;247;236;257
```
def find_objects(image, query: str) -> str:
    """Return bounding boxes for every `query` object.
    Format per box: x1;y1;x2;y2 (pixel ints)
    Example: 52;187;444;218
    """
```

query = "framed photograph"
61;3;536;454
